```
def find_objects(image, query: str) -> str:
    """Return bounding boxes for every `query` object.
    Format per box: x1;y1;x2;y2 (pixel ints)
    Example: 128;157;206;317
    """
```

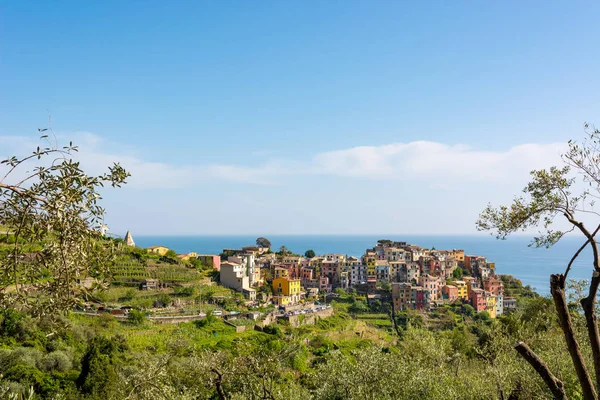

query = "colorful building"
485;292;497;318
220;261;256;301
272;276;302;305
392;282;412;311
147;246;169;256
400;262;420;283
418;274;441;302
452;280;468;300
442;285;458;302
412;286;427;310
504;297;517;311
496;295;504;316
322;260;340;286
449;249;465;263
483;276;504;296
463;277;479;292
177;251;197;261
365;252;377;280
274;267;289;279
469;288;486;312
375;260;390;282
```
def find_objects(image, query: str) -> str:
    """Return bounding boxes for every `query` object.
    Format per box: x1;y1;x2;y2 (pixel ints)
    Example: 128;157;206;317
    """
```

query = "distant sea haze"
133;234;595;296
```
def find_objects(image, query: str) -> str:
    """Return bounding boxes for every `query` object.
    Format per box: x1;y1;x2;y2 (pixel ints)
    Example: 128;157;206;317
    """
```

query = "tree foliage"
304;249;316;259
0;126;129;317
477;124;600;399
276;245;295;257
452;267;464;280
77;335;127;397
127;309;145;326
256;237;271;248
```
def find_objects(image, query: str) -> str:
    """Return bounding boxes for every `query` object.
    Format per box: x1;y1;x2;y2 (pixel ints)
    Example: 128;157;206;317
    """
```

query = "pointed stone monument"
124;231;135;247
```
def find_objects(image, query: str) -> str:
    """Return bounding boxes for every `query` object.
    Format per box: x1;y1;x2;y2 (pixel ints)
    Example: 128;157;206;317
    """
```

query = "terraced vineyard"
355;313;393;330
111;257;201;283
111;259;149;281
149;265;200;282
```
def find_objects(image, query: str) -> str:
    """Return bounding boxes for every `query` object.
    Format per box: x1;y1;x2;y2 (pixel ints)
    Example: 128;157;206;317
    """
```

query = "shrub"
461;304;476;317
3;364;57;396
11;347;43;369
262;325;282;336
121;289;137;301
473;311;492;326
39;351;72;372
77;335;127;396
175;286;195;297
154;294;172;308
194;314;216;328
127;309;145;326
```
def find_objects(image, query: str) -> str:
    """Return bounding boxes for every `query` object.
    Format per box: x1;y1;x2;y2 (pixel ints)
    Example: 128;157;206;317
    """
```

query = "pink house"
469;288;486;312
322;261;339;286
418;274;441;301
483;276;504;296
300;267;313;281
442;285;458;302
283;261;301;279
319;276;331;292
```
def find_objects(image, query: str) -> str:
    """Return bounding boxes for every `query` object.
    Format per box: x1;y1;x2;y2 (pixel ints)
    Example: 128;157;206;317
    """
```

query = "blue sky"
1;1;600;235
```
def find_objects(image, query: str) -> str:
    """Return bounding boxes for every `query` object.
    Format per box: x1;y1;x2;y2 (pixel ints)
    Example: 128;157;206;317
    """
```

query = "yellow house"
366;256;376;279
452;280;468;300
176;251;198;261
486;294;497;318
310;258;323;278
147;246;169;256
275;295;292;306
450;249;465;263
272;276;302;305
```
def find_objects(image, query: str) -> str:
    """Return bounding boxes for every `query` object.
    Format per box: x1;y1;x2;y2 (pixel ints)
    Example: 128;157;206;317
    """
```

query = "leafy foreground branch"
478;123;600;400
0;123;129;317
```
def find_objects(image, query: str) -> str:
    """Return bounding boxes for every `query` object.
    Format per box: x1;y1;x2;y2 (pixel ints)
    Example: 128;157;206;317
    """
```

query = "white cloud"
0;133;568;189
313;141;566;182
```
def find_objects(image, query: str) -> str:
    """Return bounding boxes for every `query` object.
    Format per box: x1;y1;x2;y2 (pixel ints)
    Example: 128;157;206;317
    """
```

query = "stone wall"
255;313;277;328
149;315;206;324
224;320;247;332
282;308;334;328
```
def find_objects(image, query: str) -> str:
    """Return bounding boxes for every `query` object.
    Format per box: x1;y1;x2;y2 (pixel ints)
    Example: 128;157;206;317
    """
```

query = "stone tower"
124;231;135;247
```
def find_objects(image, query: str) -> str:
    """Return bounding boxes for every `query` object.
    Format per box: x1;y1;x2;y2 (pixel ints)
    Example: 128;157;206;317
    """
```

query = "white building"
220;261;256;300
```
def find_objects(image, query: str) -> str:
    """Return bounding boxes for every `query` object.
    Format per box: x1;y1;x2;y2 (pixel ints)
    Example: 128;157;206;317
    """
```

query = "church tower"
124;231;135;247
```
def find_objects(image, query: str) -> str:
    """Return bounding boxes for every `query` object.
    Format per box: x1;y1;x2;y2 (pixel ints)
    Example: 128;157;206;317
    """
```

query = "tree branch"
0;183;47;205
564;224;600;280
515;341;567;400
211;368;227;400
550;274;597;400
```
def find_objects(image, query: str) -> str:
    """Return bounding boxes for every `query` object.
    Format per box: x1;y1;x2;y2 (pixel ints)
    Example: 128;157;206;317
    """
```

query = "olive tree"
0;123;129;317
477;125;600;399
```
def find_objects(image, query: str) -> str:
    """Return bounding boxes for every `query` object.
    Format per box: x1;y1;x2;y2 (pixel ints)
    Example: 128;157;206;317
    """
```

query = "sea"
133;234;597;296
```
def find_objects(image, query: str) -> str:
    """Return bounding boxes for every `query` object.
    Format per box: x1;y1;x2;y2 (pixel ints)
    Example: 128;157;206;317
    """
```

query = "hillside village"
138;235;514;319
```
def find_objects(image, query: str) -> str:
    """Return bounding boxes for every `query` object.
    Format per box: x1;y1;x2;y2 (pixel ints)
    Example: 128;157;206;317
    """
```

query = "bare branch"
514;341;567;400
565;224;600;279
